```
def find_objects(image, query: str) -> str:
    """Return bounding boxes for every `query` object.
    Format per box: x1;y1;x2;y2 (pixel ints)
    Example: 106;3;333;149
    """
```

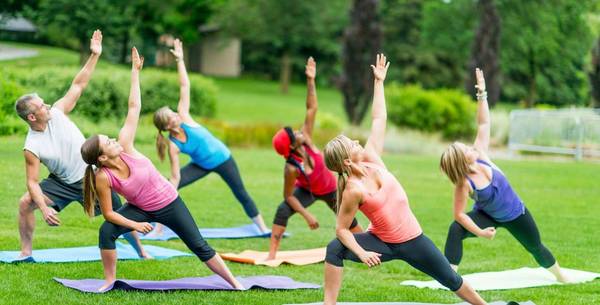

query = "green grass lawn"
0;136;599;305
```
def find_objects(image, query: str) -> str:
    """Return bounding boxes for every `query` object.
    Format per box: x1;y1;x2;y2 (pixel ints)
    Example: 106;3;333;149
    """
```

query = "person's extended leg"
18;192;52;257
396;234;487;305
444;210;497;270
156;197;242;289
213;157;268;232
19;175;77;257
504;208;567;282
268;188;315;260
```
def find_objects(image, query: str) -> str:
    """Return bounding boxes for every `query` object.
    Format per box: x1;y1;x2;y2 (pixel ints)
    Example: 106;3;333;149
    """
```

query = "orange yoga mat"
220;248;326;267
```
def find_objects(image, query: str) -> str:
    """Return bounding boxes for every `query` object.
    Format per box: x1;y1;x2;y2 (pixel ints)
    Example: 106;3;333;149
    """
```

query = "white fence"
508;109;600;160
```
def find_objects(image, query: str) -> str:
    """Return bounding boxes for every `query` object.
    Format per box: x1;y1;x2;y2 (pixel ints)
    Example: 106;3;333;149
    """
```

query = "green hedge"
386;84;476;139
0;78;28;135
3;66;217;123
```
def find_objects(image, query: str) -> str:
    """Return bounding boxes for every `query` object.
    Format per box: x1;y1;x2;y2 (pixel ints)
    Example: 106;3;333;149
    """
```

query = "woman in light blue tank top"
151;39;268;235
439;68;569;283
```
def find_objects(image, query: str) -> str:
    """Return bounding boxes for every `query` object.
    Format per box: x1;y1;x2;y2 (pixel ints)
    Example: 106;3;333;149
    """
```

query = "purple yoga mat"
54;274;320;293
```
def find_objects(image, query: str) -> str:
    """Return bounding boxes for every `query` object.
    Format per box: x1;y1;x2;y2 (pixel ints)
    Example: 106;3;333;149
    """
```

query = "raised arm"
364;54;390;164
301;57;317;141
170;39;193;123
472;68;490;154
452;183;495;240
118;47;144;154
54;29;102;114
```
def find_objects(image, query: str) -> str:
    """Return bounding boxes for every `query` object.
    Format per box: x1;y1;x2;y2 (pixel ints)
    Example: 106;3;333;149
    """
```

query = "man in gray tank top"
14;30;147;259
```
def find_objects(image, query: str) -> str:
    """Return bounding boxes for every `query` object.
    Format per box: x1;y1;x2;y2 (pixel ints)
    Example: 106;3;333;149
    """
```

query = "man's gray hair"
15;93;39;121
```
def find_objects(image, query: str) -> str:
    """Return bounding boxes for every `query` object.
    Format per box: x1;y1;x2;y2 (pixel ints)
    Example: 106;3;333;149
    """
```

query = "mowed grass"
0;136;599;305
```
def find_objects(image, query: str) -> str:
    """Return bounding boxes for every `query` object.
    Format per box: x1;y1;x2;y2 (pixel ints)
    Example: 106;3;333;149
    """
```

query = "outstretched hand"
370;53;390;82
170;38;184;61
305;56;316;79
131;47;144;71
90;29;102;55
475;67;486;93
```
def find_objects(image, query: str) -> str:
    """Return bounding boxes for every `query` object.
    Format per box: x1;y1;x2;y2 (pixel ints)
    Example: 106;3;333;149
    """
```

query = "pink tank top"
295;145;337;195
358;162;422;243
102;152;178;211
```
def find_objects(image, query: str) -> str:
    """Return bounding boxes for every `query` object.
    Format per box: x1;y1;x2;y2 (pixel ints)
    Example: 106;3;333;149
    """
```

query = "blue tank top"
169;123;231;170
467;159;525;222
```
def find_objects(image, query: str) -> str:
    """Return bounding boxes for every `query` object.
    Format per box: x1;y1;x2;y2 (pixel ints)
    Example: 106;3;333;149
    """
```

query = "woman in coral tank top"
80;47;242;292
322;54;487;305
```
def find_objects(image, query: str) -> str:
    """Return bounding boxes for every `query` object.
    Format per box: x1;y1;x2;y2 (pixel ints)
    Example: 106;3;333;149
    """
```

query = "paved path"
0;43;38;61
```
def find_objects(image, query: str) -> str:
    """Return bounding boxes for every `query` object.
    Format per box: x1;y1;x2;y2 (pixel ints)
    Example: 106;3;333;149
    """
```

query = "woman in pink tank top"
321;55;488;305
268;57;362;260
80;47;242;292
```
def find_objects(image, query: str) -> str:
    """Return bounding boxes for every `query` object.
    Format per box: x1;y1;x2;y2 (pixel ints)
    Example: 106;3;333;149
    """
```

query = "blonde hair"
440;142;475;185
323;135;354;212
80;135;102;217
153;106;171;162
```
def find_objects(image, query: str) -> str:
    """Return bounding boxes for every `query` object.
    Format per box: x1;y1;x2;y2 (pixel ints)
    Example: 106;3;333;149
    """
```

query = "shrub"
0;78;28;135
386;84;476;139
4;66;217;122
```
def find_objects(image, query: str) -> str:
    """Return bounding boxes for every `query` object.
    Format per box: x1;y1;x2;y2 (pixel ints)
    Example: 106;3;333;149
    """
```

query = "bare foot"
98;280;115;292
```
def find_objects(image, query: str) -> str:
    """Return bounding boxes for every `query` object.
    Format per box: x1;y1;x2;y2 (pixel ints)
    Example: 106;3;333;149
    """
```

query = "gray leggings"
273;187;358;228
179;157;259;218
99;196;215;262
326;233;464;291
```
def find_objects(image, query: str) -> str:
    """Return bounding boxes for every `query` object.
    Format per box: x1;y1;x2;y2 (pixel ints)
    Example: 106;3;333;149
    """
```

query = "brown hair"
439;142;475;186
323;135;354;212
153;106;171;161
80;135;102;217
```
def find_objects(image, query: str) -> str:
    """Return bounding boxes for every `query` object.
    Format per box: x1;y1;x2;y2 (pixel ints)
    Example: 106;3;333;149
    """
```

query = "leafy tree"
213;0;349;93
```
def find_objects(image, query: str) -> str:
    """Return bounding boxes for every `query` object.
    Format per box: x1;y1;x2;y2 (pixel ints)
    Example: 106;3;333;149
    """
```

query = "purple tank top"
102;152;178;211
467;159;525;222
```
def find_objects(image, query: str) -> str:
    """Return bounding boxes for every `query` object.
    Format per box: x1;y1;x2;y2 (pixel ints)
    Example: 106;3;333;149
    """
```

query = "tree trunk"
79;38;87;66
120;30;130;64
340;0;382;125
465;0;501;106
589;37;600;108
525;47;536;108
280;52;291;94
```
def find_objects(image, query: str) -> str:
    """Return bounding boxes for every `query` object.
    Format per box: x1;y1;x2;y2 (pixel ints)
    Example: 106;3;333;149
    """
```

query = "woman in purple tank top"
80;47;242;291
439;68;569;283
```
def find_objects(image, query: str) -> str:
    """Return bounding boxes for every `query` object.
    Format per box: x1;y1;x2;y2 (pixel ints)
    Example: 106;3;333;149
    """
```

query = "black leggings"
178;157;259;218
99;196;215;262
273;187;359;228
444;208;556;268
326;233;463;291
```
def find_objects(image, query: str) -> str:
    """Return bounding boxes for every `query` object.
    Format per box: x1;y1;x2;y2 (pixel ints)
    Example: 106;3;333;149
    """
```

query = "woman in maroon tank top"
268;57;362;260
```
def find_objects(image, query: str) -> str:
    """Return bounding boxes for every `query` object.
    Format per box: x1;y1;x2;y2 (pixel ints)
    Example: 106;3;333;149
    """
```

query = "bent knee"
18;194;37;213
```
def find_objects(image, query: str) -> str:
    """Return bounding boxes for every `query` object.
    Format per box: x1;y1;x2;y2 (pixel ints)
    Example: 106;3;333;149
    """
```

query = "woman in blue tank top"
151;39;268;234
439;68;569;283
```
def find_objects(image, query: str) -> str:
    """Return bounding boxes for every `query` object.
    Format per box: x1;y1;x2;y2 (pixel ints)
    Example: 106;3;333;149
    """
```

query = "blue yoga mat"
0;242;192;263
132;224;290;241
